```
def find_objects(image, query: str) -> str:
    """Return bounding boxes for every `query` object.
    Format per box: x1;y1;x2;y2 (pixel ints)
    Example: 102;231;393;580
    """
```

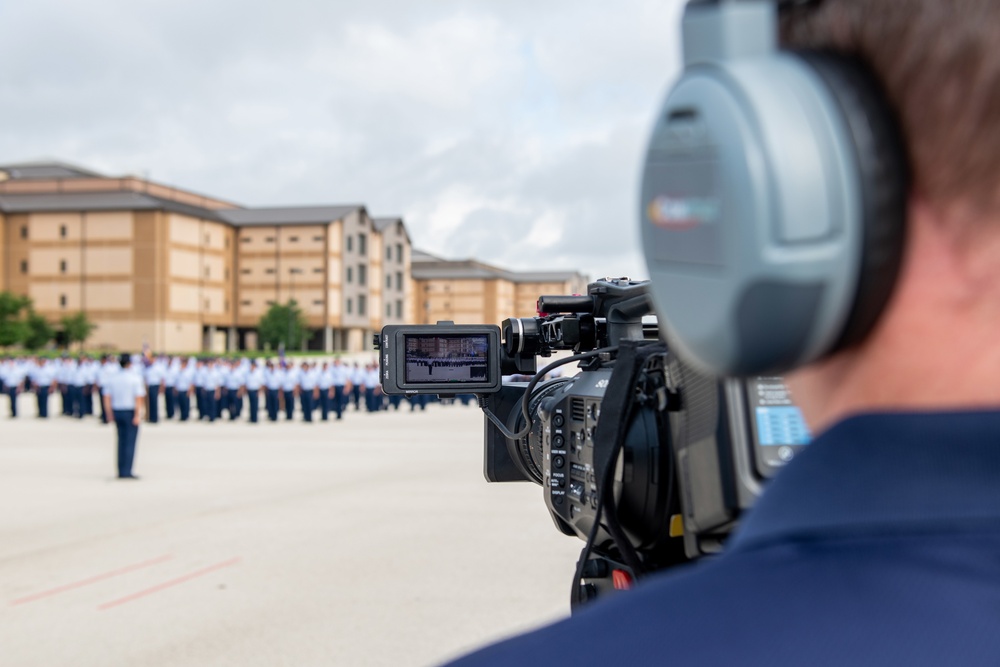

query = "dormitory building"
0;162;587;353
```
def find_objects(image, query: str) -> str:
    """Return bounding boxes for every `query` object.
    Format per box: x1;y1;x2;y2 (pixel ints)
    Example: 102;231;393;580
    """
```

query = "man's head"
778;0;1000;430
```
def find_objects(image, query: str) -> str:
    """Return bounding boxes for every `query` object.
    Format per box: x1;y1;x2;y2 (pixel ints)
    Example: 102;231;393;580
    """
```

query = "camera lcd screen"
403;334;491;385
746;377;811;475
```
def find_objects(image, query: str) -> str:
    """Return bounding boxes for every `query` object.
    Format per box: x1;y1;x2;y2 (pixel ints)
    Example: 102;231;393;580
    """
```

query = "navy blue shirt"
448;411;1000;666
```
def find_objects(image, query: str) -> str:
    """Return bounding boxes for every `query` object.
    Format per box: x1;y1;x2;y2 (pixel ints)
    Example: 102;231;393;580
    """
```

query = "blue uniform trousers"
61;385;71;415
267;389;280;421
319;389;330;421
283;390;295;420
217;388;228;420
228;390;242;420
36;386;50;418
248;389;259;423
7;387;18;417
204;391;217;422
164;387;176;420
113;409;139;478
83;385;94;416
301;391;314;422
70;385;84;418
351;385;361;410
333;386;346;419
147;384;160;423
177;391;191;421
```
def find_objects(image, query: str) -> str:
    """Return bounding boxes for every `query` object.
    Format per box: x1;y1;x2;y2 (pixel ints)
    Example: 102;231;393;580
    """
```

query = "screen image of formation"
404;335;490;384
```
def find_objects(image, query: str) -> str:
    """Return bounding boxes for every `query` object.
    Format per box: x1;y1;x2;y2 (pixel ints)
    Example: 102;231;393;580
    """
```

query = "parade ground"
0;399;582;666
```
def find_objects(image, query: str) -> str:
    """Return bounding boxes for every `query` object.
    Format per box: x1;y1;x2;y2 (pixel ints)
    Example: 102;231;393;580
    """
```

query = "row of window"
240;267;325;275
240;235;325;244
19;258;401;286
234;295;403;319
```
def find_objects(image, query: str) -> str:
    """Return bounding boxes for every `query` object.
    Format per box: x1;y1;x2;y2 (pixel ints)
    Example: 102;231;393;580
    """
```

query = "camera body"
376;279;810;606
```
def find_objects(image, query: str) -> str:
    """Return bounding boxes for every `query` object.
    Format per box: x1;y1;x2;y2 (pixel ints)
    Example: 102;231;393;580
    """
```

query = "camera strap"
592;338;667;576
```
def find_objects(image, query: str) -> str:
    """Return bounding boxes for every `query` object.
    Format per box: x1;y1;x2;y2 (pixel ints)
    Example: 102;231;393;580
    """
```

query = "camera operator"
446;1;1000;665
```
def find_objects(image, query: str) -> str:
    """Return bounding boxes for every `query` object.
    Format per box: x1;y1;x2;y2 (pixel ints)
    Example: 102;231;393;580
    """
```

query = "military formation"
0;354;441;424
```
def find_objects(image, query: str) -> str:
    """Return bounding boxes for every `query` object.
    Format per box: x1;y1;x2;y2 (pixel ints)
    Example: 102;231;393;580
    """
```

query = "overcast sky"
0;0;686;282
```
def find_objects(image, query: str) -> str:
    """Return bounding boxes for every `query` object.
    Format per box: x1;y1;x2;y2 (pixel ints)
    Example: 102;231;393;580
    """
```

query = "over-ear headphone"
640;0;909;376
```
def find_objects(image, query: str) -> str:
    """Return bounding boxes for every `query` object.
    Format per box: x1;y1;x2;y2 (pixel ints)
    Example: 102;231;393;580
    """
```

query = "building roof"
0;193;372;228
410;250;586;284
0;191;228;222
218;205;362;227
0;161;106;180
373;216;412;243
412;248;445;263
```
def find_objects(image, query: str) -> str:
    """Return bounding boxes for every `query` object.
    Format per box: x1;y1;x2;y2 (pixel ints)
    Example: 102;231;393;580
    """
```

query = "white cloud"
0;0;687;280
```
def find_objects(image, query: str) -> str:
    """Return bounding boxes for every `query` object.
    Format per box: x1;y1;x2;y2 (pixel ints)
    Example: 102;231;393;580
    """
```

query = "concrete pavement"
0;396;583;666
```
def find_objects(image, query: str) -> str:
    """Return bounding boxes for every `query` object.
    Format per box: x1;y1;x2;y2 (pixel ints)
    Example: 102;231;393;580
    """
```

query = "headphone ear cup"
797;51;910;354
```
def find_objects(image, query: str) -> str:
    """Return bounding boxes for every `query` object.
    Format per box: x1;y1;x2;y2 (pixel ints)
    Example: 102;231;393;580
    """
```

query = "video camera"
375;278;810;609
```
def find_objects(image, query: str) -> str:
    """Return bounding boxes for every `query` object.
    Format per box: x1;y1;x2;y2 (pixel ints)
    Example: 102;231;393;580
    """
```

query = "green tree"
258;300;308;350
23;310;55;351
0;291;31;348
60;311;96;351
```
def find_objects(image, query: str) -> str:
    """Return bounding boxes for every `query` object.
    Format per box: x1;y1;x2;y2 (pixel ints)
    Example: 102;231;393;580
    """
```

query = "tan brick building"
411;250;588;326
0;162;411;353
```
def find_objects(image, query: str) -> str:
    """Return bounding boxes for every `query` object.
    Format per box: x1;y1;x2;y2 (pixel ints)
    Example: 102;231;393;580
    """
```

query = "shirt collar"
731;410;1000;551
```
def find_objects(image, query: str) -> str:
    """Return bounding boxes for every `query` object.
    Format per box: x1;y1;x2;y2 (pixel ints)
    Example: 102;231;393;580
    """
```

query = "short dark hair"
781;0;1000;212
119;353;131;368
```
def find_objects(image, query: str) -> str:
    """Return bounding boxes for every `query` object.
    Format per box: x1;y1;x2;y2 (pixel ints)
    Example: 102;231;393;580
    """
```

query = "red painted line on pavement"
97;557;241;611
10;555;174;606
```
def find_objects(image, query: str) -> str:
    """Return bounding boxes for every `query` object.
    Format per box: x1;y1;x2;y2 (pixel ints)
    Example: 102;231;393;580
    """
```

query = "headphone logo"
646;195;720;230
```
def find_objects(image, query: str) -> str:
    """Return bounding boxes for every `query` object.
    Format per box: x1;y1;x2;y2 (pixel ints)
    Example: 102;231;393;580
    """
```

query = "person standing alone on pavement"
102;354;146;480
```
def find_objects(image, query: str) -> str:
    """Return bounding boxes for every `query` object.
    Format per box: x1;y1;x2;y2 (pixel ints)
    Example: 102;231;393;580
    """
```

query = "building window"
358;233;367;256
346;236;353;253
60;260;67;274
241;300;252;306
396;300;402;318
386;275;391;289
204;266;210;278
386;247;392;261
265;236;275;243
204;233;210;245
358;294;367;316
204;299;210;310
266;300;275;306
396;272;403;291
289;236;299;242
314;235;324;242
396;244;403;262
224;268;229;280
59;294;67;308
346;267;353;283
313;267;323;274
20;260;28;274
265;268;275;274
20;226;27;239
386;304;392;318
313;299;324;306
358;264;366;286
346;298;353;314
241;268;251;275
241;237;252;243
60;225;67;238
